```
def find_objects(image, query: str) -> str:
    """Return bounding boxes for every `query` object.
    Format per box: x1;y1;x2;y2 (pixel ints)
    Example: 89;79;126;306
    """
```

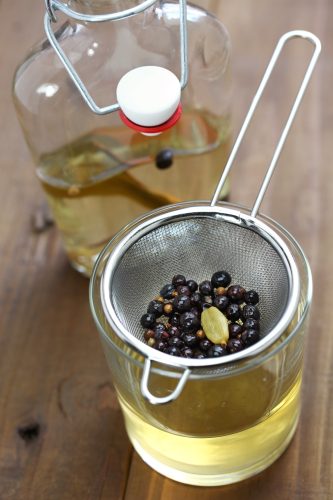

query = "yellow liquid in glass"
117;370;301;486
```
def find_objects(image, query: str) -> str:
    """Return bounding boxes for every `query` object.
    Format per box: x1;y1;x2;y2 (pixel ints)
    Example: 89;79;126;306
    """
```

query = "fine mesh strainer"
100;30;321;404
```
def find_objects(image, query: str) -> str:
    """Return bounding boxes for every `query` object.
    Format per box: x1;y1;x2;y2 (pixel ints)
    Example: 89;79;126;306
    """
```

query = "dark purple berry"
244;290;260;305
190;292;203;309
228;323;244;338
166;346;181;356
177;285;191;296
155;149;173;169
226;303;241;321
154;323;165;334
243;318;260;331
199;339;213;351
227;338;244;353
168;336;184;348
155;340;168;351
182;333;198;347
154;330;168;340
207;345;227;357
187;280;198;292
140;313;156;328
242;304;260;320
213;295;229;312
170;313;180;327
193;351;206;359
172;274;186;287
227;285;246;302
168;326;180;337
241;329;260;346
153;323;167;339
180;312;200;332
211;271;231;288
190;307;200;317
199;280;213;295
160;284;175;299
181;347;194;358
173;294;191;312
147;300;164;317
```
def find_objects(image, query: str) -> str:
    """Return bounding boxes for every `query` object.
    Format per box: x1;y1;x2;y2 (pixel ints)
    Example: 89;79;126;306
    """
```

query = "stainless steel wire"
211;31;321;212
44;0;188;115
99;31;321;404
45;0;159;23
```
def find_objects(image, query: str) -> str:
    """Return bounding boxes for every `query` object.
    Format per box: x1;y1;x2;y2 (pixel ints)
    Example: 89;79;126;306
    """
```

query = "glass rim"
89;200;313;379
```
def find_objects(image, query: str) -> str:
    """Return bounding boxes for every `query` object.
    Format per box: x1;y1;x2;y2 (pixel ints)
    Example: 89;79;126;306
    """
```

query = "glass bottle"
13;0;232;275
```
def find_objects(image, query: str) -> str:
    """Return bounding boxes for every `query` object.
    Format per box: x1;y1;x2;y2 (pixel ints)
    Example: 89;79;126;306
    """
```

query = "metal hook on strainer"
100;30;321;405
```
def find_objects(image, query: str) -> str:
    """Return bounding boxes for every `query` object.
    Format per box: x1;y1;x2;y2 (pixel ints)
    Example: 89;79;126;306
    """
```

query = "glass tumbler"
89;202;312;486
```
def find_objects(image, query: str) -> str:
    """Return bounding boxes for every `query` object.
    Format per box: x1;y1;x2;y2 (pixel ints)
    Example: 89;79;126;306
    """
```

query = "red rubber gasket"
119;104;182;133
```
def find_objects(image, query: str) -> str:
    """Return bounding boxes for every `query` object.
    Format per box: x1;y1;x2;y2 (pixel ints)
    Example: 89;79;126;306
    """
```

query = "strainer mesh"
110;216;289;348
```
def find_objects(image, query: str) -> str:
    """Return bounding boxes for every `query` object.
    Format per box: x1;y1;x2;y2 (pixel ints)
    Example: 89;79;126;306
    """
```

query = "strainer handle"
141;358;191;405
211;30;321;217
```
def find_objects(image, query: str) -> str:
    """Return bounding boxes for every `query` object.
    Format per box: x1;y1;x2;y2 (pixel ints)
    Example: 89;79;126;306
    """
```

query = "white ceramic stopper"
116;66;181;127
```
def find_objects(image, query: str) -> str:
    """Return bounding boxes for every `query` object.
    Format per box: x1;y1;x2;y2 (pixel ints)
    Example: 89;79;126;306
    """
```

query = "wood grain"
0;0;332;499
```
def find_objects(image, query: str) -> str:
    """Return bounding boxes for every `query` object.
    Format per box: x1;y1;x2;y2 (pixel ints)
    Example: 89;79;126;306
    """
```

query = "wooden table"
0;0;332;498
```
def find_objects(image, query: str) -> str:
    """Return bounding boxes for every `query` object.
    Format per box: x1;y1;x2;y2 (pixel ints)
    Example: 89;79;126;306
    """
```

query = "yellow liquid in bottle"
37;110;231;275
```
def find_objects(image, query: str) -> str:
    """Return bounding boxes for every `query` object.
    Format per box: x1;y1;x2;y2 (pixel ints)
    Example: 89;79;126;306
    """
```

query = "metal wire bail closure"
45;0;57;22
43;0;188;119
99;31;320;405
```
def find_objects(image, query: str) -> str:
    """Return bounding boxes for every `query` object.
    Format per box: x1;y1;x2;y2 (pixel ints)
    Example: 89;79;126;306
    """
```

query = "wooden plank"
124;0;333;499
0;0;332;499
0;1;132;499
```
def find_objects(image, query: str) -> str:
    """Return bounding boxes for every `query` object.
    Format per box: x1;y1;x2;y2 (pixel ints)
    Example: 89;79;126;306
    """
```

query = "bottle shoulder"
14;1;230;83
13;2;231;124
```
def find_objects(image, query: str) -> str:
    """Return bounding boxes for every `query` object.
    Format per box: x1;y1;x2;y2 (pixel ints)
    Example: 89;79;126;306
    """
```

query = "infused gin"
37;110;231;275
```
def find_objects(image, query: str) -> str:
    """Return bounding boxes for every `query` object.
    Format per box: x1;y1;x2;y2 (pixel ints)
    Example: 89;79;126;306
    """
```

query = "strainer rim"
99;203;300;369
